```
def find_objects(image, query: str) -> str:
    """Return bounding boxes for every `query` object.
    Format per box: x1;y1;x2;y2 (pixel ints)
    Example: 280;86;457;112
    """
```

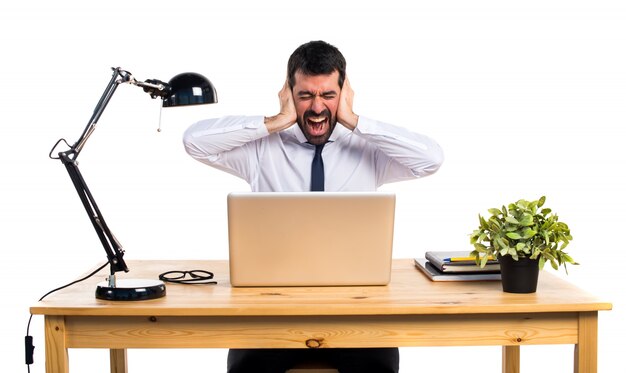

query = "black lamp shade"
163;72;218;107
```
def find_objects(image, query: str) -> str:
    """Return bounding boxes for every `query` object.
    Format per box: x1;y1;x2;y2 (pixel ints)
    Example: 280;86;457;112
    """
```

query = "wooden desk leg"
110;349;128;373
574;311;598;373
45;315;69;373
502;345;520;373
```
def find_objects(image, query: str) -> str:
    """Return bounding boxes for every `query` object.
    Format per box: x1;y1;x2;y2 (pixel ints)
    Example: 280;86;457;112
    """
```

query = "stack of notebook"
414;251;501;281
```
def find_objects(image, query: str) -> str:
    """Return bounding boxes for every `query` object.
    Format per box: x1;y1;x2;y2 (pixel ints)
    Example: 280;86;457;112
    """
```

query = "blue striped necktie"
310;143;325;192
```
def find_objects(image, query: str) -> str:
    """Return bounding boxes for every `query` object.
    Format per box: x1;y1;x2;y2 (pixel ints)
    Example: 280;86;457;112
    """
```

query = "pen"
443;256;494;262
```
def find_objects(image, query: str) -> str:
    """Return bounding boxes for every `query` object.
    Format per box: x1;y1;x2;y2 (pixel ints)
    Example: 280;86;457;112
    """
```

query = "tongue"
307;120;326;136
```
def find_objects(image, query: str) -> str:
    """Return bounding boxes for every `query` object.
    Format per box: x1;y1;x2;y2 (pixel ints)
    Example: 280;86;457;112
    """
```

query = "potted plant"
469;196;576;293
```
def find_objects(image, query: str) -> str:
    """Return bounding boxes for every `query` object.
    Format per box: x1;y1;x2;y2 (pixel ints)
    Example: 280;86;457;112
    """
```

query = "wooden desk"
30;259;612;373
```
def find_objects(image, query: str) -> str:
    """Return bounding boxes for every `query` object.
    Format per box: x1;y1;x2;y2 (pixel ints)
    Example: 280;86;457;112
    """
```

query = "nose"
311;95;325;114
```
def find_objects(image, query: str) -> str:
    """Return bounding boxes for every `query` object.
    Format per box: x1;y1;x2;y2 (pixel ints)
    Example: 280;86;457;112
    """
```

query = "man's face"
292;70;341;145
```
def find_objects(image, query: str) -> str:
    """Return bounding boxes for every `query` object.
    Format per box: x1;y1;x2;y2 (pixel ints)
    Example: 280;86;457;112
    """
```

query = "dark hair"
287;40;346;89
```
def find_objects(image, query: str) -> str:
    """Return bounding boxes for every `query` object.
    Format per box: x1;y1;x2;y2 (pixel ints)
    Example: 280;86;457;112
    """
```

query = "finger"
284;75;292;91
279;79;288;94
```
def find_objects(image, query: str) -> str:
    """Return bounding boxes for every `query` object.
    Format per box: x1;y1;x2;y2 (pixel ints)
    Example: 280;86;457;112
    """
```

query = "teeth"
309;117;326;123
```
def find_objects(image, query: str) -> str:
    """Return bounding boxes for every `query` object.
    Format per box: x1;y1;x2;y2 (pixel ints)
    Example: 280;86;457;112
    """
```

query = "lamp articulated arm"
70;67;169;158
57;150;128;277
49;67;217;299
50;68;132;279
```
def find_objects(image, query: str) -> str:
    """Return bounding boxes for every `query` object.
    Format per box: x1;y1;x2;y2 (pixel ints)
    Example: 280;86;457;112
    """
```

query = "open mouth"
306;116;328;136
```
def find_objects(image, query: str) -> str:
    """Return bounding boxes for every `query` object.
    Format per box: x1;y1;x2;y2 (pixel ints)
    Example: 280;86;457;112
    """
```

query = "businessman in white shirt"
184;40;444;373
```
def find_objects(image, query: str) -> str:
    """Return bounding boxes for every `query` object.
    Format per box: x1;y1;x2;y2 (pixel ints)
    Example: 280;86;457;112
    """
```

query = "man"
183;40;443;373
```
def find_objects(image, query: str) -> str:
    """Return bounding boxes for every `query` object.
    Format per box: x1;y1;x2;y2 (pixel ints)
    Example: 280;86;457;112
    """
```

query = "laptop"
227;192;396;287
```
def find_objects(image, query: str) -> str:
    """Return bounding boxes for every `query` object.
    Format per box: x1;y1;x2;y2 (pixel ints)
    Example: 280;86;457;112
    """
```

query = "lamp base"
96;279;166;301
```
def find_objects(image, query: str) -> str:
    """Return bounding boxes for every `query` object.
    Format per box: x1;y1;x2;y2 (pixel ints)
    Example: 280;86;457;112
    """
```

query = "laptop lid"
227;192;396;287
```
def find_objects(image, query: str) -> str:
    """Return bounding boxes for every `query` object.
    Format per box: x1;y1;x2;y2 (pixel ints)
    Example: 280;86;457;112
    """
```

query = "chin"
307;137;327;146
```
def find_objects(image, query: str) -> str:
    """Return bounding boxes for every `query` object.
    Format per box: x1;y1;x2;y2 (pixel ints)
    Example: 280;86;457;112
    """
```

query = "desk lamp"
49;67;217;301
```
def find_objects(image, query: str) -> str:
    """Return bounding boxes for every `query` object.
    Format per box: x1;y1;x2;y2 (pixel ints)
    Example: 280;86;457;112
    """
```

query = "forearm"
354;117;444;178
264;114;295;134
183;115;268;161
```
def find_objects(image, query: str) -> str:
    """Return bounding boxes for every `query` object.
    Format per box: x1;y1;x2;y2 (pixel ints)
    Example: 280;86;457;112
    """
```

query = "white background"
1;1;624;372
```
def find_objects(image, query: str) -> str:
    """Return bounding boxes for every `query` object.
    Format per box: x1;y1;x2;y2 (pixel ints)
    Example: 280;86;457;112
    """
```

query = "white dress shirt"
183;115;443;192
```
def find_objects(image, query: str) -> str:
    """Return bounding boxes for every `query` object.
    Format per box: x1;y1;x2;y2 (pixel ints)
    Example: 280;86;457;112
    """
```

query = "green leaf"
506;232;522;240
518;213;534;226
473;243;488;252
538;256;546;269
522;228;537;239
489;217;502;229
561;253;578;265
488;208;501;216
542;231;550;245
550;259;559;270
480;254;490;268
496;237;508;250
516;199;529;210
538;196;546;208
479;214;488;229
505;216;520;225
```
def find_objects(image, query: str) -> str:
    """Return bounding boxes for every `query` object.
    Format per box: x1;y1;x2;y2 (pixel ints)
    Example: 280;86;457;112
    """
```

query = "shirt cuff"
250;116;270;139
353;116;379;136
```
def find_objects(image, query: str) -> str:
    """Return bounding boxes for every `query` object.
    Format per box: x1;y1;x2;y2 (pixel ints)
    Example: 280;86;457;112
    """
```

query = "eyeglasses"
158;270;217;285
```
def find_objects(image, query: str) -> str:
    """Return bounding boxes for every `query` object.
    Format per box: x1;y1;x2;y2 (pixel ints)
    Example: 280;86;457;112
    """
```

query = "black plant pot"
498;255;540;293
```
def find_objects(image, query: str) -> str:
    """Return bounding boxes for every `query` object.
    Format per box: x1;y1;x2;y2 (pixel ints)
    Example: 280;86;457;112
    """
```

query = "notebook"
227;192;396;287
